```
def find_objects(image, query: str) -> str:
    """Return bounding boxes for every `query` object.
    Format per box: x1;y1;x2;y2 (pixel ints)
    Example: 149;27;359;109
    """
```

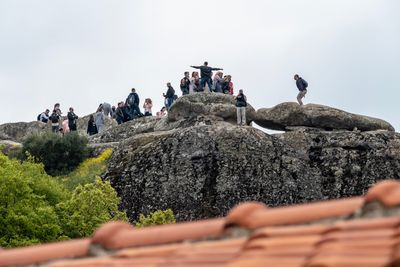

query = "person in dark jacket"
294;74;308;105
87;115;98;136
163;82;175;110
180;72;190;95
235;89;247;126
67;107;78;131
125;88;142;119
115;102;125;125
190;62;223;92
49;110;60;133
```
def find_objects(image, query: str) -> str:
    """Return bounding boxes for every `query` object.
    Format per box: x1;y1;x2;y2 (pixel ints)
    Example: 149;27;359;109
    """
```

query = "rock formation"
1;93;399;223
255;102;395;132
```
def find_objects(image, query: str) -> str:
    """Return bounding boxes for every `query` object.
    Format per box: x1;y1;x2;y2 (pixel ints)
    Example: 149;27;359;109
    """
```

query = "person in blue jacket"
294;74;308;105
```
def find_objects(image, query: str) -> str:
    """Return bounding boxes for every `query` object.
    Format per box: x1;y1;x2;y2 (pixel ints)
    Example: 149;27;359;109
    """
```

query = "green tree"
135;209;176;228
56;177;127;238
0;152;128;248
22;132;89;176
0;153;69;247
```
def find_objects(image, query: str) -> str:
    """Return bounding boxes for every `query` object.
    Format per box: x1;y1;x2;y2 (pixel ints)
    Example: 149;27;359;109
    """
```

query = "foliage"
0;152;128;248
56;177;127;238
61;148;113;191
0;153;69;247
22;132;89;176
135;209;176;228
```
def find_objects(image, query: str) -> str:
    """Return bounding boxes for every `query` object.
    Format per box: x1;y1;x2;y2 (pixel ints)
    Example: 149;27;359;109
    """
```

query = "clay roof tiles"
1;180;400;267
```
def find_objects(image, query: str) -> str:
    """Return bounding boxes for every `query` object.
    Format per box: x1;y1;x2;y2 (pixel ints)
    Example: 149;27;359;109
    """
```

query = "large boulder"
0;121;50;142
274;128;400;197
255;102;395;132
104;123;323;222
168;93;257;125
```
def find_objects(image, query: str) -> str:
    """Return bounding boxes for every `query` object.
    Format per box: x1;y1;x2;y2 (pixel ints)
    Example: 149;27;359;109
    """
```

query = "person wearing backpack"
125;88;142;119
37;109;50;123
235;89;247;126
294;74;308;105
67;107;78;131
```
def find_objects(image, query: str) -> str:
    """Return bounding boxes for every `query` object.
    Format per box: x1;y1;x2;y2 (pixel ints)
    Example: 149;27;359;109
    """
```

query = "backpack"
127;93;136;106
37;113;41;121
302;79;308;88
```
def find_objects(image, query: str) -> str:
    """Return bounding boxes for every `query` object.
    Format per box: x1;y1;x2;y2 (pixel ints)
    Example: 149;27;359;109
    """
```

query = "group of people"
37;103;79;134
37;60;309;134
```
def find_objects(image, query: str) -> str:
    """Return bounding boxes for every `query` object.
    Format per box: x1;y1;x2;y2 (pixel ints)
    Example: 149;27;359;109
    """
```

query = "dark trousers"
130;104;141;118
200;77;212;91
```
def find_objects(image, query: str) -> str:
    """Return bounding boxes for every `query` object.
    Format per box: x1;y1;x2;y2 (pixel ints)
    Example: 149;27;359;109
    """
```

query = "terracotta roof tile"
334;216;400;230
234;197;364;229
91;221;134;245
251;224;335;238
244;235;322;250
92;218;226;250
306;255;391;267
225;202;268;226
365;180;400;207
0;239;91;267
226;256;307;267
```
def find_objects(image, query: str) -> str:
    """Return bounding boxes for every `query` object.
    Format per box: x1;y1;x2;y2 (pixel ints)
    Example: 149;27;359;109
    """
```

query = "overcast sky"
0;0;399;131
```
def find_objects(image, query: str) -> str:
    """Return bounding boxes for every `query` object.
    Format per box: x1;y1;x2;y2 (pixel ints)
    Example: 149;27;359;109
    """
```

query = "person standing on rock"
180;72;190;95
294;74;308;106
143;98;153;116
235;89;247;126
95;106;106;133
190;62;223;92
102;102;113;117
125;88;142;119
49;109;61;133
163;82;175;110
87;115;98;136
189;71;199;93
67;107;78;131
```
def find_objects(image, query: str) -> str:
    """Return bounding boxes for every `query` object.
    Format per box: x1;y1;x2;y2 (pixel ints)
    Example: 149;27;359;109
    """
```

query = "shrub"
56;177;128;238
0;152;128;247
135;209;176;228
61;148;113;191
22;132;89;176
0;152;69;247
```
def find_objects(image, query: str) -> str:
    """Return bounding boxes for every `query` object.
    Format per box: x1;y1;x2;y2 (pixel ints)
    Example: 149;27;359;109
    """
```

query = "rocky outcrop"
0;115;116;143
1;94;398;223
104;123;322;221
168;93;257;124
255;102;395;132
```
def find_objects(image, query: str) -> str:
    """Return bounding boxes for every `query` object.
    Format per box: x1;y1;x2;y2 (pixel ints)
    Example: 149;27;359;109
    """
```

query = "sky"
0;0;399;131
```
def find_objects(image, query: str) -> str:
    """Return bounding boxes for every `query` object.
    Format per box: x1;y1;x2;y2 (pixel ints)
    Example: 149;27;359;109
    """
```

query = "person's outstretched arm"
190;65;201;69
211;67;223;71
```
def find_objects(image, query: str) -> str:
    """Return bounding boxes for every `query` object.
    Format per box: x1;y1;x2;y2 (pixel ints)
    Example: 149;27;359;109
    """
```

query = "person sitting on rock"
213;72;224;93
294;74;308;106
115;102;125;125
38;109;50;123
190;61;223;92
163;82;175;110
156;106;167;118
67;107;78;131
87;115;98;136
189;71;199;93
180;72;190;95
62;117;70;134
235;89;247;126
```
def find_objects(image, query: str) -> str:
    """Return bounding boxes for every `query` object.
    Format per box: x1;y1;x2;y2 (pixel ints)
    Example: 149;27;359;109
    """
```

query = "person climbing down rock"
294;74;308;105
235;89;247;126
